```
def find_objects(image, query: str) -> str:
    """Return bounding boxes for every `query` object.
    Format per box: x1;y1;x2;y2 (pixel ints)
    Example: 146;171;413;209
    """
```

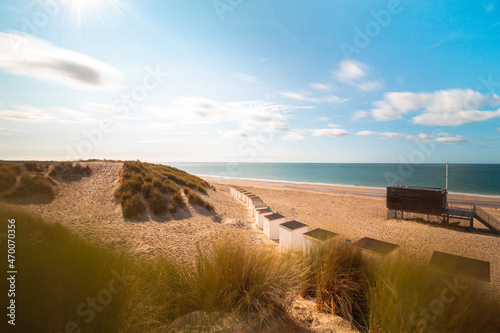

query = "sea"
168;163;500;198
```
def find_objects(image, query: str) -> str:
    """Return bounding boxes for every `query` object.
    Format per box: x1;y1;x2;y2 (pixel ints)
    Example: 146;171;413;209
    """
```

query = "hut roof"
280;220;308;231
351;237;399;256
264;213;285;221
429;251;490;282
257;208;273;214
249;197;262;202
303;228;339;241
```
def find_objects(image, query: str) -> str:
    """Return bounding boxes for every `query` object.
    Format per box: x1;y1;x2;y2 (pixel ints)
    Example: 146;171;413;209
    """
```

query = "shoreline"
200;175;500;205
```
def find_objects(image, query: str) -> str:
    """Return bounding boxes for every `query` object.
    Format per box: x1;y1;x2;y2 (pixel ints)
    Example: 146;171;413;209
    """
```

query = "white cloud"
351;110;369;121
144;96;305;133
0;31;122;90
235;72;259;84
406;132;467;144
282;132;305;141
371;88;500;125
327;123;340;128
222;130;248;138
280;91;345;104
311;128;348;137
356;130;403;138
0;105;96;123
379;132;404;138
317;116;329;121
356;130;376;136
333;59;383;91
309;82;330;92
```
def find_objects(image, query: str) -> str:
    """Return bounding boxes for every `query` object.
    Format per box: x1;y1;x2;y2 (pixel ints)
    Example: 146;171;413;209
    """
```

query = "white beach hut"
248;196;263;209
428;251;490;296
255;208;273;228
351;237;399;263
263;213;285;240
279;220;308;253
239;190;250;202
246;194;258;206
252;203;267;217
302;228;340;254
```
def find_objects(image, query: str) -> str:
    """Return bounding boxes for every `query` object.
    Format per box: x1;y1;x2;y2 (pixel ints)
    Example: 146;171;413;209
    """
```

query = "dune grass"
184;188;214;212
0;164;17;192
6;172;55;199
0;207;131;333
367;259;500;332
301;243;370;328
122;239;301;331
115;160;213;218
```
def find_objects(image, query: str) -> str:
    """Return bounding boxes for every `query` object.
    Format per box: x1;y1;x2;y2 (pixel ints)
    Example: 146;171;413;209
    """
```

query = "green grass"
0;207;130;333
115;160;213;218
6;172;55;199
184;188;214;211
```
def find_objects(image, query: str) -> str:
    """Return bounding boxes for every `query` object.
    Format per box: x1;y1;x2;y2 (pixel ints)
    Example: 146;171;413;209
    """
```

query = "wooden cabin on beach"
351;237;399;263
263;213;285;240
303;228;340;253
279;220;308;252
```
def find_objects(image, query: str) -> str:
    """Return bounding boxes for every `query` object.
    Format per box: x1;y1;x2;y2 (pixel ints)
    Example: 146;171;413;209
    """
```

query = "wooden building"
387;186;447;215
303;228;340;254
279;220;308;253
428;251;490;296
351;237;400;263
252;202;268;217
263;213;285;240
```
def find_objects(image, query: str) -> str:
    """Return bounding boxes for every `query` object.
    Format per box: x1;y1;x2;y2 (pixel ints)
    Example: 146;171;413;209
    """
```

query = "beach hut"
255;208;273;228
428;251;490;296
302;228;340;254
246;194;258;205
351;237;399;263
248;196;263;209
236;189;244;200
263;213;285;240
239;190;250;202
279;220;308;253
252;203;268;217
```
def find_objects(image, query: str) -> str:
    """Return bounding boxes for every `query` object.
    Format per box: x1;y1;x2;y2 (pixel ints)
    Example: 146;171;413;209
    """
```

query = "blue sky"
0;0;500;163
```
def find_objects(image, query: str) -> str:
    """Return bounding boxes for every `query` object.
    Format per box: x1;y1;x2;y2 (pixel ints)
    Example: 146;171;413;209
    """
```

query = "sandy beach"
2;162;499;309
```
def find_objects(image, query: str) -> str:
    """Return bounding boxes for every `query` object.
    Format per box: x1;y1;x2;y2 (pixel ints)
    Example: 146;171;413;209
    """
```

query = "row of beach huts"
229;186;492;295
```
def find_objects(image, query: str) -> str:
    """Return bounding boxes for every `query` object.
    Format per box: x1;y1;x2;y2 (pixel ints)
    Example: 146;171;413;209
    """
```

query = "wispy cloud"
282;131;305;141
311;128;348;137
309;82;330;92
222;130;248;138
0;105;98;123
406;132;467;144
0;31;122;90
333;59;383;91
280;91;345;104
234;72;259;84
351;110;369;121
371;89;500;125
356;131;403;138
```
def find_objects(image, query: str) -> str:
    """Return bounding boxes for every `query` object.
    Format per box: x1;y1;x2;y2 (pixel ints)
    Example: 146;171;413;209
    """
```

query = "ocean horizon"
168;163;500;197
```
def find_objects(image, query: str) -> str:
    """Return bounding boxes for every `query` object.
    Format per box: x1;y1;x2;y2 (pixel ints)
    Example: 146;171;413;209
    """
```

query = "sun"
66;0;121;28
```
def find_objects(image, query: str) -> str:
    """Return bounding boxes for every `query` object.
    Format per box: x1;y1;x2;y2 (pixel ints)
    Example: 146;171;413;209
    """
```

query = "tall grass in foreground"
121;240;301;332
301;242;370;329
6;172;55;199
0;207;130;333
368;259;500;332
